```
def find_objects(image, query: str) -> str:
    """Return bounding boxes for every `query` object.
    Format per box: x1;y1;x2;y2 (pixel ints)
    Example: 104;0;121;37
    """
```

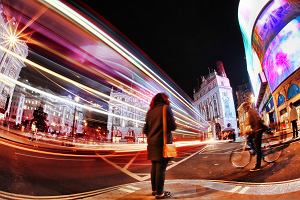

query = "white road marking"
228;185;242;193
238;186;250;194
124;153;139;170
125;185;140;190
118;188;135;193
167;146;208;170
96;153;144;181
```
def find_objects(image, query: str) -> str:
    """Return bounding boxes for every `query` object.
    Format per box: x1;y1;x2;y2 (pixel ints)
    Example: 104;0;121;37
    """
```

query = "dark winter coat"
143;104;176;161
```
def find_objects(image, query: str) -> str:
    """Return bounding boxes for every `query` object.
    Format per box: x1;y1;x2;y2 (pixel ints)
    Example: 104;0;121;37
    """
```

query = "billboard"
252;0;300;62
238;0;270;102
263;16;300;91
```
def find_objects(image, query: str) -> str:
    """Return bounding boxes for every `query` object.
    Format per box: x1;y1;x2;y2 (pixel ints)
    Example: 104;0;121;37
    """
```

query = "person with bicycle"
244;102;268;171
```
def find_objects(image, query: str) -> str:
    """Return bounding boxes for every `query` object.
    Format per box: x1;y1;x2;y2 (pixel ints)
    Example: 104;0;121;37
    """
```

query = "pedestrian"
223;123;235;141
289;102;298;139
244;102;267;171
143;93;176;199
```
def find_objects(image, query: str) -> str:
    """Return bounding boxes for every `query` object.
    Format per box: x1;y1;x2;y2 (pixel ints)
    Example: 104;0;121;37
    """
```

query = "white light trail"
39;0;209;127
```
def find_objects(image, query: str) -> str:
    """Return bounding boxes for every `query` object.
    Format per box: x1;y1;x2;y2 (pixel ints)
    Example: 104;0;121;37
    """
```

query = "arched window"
287;84;300;100
278;94;285;106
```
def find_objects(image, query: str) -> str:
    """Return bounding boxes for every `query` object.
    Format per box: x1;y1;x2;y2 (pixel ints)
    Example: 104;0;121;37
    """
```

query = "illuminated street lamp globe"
0;15;28;116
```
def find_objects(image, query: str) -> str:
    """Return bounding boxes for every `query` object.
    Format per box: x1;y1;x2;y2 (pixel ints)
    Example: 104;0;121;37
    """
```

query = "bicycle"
230;132;284;168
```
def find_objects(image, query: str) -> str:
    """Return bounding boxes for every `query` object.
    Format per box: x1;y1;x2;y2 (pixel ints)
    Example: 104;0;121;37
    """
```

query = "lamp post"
0;19;27;118
71;96;80;137
250;93;255;108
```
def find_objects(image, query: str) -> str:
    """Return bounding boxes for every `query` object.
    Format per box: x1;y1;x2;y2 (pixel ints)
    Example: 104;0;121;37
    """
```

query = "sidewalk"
82;179;300;200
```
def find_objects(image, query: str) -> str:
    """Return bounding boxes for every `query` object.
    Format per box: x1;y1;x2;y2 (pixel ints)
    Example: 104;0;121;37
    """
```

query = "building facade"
193;62;237;139
236;82;252;108
238;0;300;131
107;88;148;142
8;83;84;135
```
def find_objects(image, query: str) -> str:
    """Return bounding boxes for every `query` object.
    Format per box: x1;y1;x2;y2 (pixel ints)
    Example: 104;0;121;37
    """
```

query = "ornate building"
193;61;237;139
107;88;148;142
0;4;28;117
9;82;84;135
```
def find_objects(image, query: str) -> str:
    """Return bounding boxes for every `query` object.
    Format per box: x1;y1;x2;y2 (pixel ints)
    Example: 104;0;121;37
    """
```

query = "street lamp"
250;93;255;108
71;96;80;136
0;19;27;118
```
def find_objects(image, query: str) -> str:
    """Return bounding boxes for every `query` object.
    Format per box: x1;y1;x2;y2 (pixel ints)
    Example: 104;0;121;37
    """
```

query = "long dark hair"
149;93;170;110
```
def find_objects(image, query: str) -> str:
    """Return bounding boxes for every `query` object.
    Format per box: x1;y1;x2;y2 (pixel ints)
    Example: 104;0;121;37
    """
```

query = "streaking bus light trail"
0;0;210;146
39;0;208;124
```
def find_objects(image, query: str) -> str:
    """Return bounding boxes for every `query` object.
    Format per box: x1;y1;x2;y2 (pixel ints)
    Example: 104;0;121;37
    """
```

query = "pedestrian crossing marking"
238;186;250;194
118;188;135;193
125;185;140;190
228;185;242;192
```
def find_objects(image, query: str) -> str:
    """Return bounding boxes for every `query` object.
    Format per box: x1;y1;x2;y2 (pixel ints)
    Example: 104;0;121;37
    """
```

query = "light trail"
28;40;203;129
39;0;209;127
7;0;208;131
29;38;152;104
0;72;145;125
0;0;210;140
0;45;148;114
0;44;207;134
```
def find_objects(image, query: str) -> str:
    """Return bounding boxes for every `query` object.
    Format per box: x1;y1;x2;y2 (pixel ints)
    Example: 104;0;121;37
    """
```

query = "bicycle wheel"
263;146;282;163
230;148;251;168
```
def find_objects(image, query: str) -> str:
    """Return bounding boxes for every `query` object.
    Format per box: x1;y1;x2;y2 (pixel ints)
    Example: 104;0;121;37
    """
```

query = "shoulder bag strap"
163;105;167;145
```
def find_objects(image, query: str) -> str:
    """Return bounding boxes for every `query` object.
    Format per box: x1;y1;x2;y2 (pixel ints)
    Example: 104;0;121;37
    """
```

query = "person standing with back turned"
289;102;298;139
143;93;176;199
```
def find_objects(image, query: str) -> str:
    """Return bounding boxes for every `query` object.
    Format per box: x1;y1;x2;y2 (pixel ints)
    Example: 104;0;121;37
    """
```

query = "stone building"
193;61;237;139
9;82;84;135
107;88;149;142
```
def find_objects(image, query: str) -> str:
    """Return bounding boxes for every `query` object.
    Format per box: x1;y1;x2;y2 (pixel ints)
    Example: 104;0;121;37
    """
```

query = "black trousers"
151;159;168;194
254;130;263;168
291;120;298;138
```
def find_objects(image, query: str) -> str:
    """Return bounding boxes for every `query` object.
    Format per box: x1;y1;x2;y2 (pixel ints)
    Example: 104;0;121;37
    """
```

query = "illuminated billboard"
238;0;270;102
253;0;300;62
263;16;300;91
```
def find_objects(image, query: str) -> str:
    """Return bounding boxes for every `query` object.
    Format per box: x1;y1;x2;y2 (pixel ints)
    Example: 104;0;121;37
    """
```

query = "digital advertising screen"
263;16;300;91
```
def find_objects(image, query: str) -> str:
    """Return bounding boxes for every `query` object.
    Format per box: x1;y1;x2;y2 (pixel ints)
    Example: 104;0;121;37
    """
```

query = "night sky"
71;0;248;98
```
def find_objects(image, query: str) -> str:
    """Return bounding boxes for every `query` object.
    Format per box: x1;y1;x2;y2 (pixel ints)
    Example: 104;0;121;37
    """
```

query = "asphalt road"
167;138;300;183
1;126;300;198
0;128;206;196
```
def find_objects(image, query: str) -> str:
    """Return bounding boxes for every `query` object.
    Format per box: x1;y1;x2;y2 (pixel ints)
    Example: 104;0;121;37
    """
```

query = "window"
213;99;218;117
279;108;287;115
278;94;285;106
287;84;300;100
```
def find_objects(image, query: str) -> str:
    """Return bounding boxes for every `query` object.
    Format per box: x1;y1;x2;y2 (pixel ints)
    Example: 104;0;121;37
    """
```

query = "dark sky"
71;0;248;98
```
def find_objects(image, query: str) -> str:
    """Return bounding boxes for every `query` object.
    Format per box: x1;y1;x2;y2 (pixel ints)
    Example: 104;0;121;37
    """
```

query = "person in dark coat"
143;93;176;199
244;102;267;171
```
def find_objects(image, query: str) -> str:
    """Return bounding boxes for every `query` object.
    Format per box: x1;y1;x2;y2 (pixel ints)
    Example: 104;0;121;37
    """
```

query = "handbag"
162;105;177;158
